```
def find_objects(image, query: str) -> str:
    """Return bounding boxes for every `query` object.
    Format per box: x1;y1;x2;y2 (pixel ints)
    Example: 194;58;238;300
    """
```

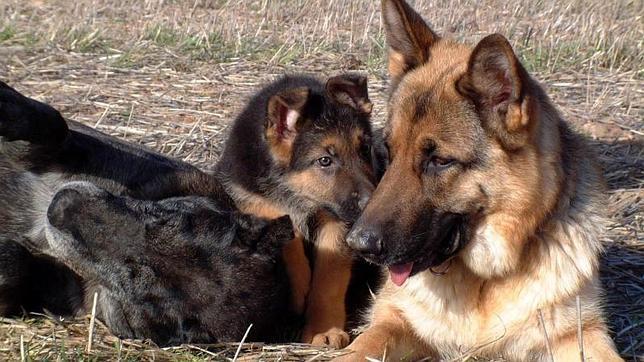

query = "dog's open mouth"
387;222;466;286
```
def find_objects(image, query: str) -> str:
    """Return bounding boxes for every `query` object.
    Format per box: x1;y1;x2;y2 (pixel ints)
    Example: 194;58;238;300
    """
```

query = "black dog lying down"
0;81;291;344
46;182;292;344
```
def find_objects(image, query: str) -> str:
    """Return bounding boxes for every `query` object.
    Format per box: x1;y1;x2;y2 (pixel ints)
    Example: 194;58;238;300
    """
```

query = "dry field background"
0;0;642;360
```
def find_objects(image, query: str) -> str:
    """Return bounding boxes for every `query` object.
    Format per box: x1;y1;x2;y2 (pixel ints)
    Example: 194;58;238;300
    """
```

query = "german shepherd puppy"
339;0;622;360
216;74;379;347
0;82;293;344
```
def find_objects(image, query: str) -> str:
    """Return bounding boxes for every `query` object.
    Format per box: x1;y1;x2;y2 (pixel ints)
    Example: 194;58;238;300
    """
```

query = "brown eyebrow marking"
410;62;462;123
413;91;433;121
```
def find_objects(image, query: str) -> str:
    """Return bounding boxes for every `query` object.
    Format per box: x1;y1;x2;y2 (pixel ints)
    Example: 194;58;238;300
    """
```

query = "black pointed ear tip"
272;86;310;109
326;73;369;90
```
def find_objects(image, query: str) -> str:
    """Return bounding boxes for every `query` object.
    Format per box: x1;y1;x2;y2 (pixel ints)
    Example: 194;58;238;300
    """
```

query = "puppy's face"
265;74;377;223
45;182;293;344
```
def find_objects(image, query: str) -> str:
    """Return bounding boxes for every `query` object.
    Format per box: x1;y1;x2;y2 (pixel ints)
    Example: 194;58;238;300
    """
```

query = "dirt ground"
0;0;641;360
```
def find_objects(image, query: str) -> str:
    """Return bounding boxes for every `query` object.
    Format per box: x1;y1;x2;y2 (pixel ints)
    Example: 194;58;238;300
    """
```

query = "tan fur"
340;1;622;360
302;214;352;347
282;233;311;315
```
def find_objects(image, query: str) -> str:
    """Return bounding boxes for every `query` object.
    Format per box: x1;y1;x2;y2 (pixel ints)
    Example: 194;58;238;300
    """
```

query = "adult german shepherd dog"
340;0;622;360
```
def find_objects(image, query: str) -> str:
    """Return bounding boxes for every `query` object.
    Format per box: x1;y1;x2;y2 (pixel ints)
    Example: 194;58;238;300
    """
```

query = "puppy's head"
347;0;562;283
265;74;379;222
46;181;292;344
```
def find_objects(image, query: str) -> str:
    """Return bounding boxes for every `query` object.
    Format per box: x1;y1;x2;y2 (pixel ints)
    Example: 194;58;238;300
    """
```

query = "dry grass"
0;0;642;360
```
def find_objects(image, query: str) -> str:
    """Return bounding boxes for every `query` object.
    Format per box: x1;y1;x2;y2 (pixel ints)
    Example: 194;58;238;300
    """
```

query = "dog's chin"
377;222;469;286
324;205;361;226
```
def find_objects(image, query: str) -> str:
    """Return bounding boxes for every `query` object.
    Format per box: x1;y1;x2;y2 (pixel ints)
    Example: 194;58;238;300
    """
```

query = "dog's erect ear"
458;34;533;149
265;87;310;164
382;0;439;85
326;74;373;115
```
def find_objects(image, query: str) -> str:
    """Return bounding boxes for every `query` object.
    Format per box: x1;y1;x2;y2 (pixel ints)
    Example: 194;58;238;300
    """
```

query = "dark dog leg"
0;239;30;315
0;81;69;147
0;81;229;204
0;238;84;317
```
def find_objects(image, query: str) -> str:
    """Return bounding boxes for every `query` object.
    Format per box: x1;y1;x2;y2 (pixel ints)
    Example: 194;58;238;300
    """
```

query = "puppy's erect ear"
457;34;534;149
326;74;373;115
265;87;310;164
382;0;440;86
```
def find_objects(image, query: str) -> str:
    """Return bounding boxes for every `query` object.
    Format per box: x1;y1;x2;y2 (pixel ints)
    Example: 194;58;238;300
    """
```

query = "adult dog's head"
45;181;293;345
347;0;563;284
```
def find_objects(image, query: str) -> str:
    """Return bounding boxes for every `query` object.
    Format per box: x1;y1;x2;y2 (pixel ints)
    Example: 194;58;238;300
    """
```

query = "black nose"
346;226;383;256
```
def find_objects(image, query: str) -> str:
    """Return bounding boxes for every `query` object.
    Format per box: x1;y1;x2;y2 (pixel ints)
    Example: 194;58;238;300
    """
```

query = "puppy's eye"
317;156;333;167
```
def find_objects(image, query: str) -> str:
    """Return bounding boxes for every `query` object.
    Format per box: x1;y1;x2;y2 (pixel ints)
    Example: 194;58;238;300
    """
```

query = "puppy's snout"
347;226;383;257
351;189;372;211
358;193;370;211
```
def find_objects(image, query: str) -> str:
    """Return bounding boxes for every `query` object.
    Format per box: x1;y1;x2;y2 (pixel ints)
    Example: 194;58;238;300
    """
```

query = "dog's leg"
136;170;237;210
335;305;433;361
549;327;623;362
302;219;351;348
0;81;68;146
282;232;311;315
0;238;30;315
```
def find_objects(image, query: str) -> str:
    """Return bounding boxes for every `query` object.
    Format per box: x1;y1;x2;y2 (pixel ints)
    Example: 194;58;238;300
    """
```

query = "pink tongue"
388;262;414;286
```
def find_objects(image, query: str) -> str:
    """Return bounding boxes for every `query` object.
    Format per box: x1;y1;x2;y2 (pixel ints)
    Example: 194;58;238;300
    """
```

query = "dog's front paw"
303;326;350;349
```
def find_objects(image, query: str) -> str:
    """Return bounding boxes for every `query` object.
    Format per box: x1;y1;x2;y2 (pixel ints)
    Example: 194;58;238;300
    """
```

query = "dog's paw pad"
310;328;350;349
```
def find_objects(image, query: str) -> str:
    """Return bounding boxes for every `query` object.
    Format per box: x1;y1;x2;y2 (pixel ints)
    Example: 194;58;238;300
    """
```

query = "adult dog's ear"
47;182;114;241
265;87;310;165
457;34;534;149
46;182;142;279
326;74;373;115
381;0;440;86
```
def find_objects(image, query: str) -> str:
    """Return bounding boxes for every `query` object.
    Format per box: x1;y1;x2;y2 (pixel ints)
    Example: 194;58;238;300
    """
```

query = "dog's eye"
424;156;455;173
317;156;333;167
432;157;453;167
